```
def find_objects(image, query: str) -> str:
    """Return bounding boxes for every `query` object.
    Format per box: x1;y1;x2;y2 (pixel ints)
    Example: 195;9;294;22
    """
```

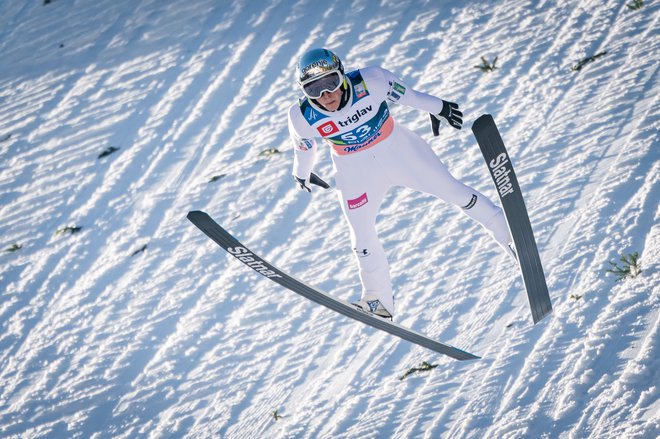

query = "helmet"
296;48;345;99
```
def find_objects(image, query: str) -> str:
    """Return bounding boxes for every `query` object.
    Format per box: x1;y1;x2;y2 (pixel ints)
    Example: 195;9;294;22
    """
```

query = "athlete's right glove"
430;100;463;135
294;172;330;192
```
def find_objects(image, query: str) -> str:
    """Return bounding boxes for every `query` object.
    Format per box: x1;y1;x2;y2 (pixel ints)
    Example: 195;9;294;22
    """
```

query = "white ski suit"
288;66;511;315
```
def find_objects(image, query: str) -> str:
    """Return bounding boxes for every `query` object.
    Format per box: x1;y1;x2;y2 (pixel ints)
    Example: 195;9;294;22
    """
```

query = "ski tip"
472;114;494;130
187;210;210;223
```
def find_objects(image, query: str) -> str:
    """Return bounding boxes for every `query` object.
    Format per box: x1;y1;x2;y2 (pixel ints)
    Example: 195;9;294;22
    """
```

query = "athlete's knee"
352;238;384;261
461;192;500;224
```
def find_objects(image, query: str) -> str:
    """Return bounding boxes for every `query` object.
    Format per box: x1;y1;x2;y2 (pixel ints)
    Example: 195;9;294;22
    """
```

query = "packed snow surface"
0;1;658;438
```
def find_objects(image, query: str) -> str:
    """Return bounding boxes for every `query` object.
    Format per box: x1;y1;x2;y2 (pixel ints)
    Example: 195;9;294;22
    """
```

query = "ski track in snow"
0;0;658;438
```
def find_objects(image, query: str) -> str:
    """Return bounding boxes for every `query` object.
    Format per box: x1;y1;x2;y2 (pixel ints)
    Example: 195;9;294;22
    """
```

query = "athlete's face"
317;88;343;111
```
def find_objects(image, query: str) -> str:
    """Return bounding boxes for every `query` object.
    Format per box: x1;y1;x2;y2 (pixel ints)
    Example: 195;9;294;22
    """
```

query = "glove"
430;100;463;135
294;172;330;192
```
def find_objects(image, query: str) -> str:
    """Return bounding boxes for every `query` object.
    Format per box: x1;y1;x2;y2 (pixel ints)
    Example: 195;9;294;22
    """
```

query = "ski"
472;114;552;324
187;210;479;361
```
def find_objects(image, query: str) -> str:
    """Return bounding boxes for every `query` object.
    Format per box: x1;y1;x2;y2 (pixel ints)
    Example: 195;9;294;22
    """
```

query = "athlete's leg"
333;154;395;313
380;126;514;257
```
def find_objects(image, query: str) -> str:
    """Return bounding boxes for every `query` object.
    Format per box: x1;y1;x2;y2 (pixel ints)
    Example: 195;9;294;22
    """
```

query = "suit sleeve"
288;104;318;180
364;66;447;115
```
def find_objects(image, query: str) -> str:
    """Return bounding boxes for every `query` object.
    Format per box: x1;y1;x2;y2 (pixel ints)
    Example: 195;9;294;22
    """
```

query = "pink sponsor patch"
348;192;368;210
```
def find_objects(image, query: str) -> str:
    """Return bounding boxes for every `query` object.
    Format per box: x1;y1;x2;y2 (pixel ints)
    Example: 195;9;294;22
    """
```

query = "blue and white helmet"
296;48;345;99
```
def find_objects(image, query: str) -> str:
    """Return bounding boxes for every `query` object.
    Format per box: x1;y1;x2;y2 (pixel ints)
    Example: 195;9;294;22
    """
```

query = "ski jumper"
288;66;511;315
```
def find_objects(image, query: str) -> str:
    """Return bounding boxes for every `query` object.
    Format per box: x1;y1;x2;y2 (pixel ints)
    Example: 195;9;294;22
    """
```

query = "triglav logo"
489;153;515;197
338;105;372;127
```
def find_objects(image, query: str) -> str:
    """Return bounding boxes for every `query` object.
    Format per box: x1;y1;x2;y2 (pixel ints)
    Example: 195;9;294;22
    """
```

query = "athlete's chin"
323;101;340;111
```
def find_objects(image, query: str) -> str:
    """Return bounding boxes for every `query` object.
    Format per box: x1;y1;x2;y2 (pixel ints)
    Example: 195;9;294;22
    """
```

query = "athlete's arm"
288;104;320;184
361;66;443;113
363;66;463;130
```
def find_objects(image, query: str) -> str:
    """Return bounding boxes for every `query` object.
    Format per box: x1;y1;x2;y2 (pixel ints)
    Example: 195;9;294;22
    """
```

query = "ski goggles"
301;70;344;99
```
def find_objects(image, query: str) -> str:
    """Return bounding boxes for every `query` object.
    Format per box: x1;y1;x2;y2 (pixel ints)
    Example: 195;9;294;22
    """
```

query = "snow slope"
0;0;658;437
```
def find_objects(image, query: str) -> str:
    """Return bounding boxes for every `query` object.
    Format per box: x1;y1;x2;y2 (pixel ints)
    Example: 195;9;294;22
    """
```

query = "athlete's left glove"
294;172;330;192
430;100;463;135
